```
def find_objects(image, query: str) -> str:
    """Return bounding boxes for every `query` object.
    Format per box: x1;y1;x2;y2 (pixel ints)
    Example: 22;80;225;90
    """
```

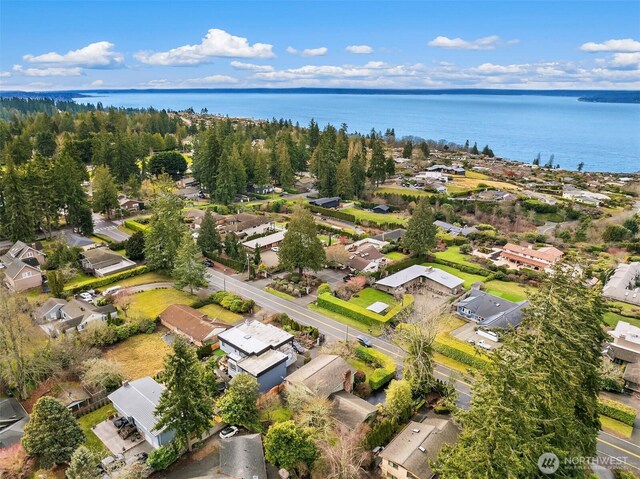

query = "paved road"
204;268;640;472
93;213;131;242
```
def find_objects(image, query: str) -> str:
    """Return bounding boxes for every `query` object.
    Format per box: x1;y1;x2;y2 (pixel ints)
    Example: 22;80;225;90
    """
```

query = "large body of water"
80;91;640;173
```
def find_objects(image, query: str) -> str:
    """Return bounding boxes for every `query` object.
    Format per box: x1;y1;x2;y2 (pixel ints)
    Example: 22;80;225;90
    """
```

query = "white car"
477;340;492;351
271;246;280;252
219;426;239;439
79;292;93;302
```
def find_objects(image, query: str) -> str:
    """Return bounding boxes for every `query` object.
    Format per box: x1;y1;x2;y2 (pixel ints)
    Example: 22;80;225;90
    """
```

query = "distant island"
2;88;640;104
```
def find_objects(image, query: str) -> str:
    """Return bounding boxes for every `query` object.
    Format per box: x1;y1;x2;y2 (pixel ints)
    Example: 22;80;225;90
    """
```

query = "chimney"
343;370;353;393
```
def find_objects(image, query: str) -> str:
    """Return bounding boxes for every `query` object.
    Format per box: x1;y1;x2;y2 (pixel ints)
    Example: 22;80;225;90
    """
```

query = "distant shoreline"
1;88;639;104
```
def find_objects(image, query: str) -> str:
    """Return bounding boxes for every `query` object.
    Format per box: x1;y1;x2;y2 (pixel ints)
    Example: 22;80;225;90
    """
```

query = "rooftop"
376;264;464;290
107;377;165;437
218;319;293;356
238;348;288;377
159;304;229;344
503;243;564;263
220;433;267;479
242;230;286;249
367;301;390;314
286;354;355;398
457;290;528;329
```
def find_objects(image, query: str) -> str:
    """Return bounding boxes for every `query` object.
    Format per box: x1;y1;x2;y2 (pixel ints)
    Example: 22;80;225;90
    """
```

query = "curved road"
204;267;640;472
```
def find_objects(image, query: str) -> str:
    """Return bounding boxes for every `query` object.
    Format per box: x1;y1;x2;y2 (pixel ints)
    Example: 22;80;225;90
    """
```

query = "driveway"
93;213;131;242
315;268;346;288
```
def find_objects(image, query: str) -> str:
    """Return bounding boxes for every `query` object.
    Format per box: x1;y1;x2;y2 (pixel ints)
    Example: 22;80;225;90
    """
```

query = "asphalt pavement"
204;267;640;472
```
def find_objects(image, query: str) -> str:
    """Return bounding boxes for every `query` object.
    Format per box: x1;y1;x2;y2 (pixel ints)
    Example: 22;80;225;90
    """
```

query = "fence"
73;395;110;418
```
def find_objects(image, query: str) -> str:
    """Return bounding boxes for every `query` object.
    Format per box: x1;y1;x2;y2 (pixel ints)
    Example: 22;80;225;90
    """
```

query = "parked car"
219;425;239;439
372;446;385;454
103;285;122;297
292;340;306;354
79;292;93;302
477;340;492;351
356;335;373;348
271;246;280;252
466;339;476;345
202;258;214;267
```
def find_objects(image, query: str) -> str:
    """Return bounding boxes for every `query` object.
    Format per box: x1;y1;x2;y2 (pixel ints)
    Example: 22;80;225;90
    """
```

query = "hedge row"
65;266;148;294
123;219;149;233
203;252;245;272
430;256;491;277
375;256;424;278
316;292;413;327
375;191;428;203
598;398;637;426
354;346;397;390
92;233;114;244
433;340;489;370
309;204;356;223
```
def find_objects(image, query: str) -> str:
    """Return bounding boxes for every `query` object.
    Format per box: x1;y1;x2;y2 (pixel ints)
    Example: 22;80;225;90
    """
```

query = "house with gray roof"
80;247;137;277
220;433;267;479
108;377;175;449
0;241;45;292
309;197;341;208
372;228;406;243
433;220;478;237
33;297;67;323
219;320;296;392
375;265;464;295
456;290;528;330
59;231;96;251
379;418;459;479
603;262;640;306
0;398;29;449
39;299;117;336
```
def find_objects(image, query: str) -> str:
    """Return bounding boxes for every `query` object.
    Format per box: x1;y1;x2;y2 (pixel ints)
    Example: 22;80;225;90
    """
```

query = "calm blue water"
80;92;640;173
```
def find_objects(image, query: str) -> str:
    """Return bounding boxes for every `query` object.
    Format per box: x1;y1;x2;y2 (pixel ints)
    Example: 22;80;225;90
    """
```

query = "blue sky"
1;1;639;90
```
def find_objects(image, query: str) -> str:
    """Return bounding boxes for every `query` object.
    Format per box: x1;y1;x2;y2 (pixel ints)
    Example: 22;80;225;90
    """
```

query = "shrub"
354;370;366;384
210;291;254;313
354;346;397;390
364;419;397;449
123;219;149;233
433;405;451;414
433;341;488;370
147;445;178;470
598;398;637;426
316;292;413;327
65;266;148;294
354;382;372;399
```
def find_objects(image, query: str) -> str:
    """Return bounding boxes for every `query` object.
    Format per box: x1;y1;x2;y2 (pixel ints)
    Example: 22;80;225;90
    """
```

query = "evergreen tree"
402;141;413;159
154;336;214;450
125;231;145;260
92;165;118;218
197;210;222;254
384;379;413;422
277;140;294;189
253;246;261;267
402;198;436;256
253;152;271;189
435;265;607;478
577;161;585;172
144;194;185;272
278;204;326;275
34;131;57;158
471;142;479;155
173;233;207;294
214;150;236;205
350;153;367;199
368;134;387;186
418;140;430;158
192;129;221;193
336;158;354;199
224;232;243;261
229;144;248;194
54;151;93;236
2;159;34;241
308;118;320;149
47;270;64;298
66;445;98;479
313;125;338;197
26;153;59;239
217;373;260;430
22;397;84;467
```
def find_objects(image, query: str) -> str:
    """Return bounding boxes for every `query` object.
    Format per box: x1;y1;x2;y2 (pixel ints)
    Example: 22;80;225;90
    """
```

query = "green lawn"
77;404;117;458
384;251;407;261
340;207;408;226
348;288;397;309
258;397;293;424
196;303;243;324
604;311;640;329
308;303;383;336
264;287;297;302
434;247;482;269
600;415;633;438
346;357;377;378
423;262;486;289
128;288;196;318
104;330;172;379
376;187;432;198
65;271;96;289
484;281;529;302
465;171;490;180
110;272;171;289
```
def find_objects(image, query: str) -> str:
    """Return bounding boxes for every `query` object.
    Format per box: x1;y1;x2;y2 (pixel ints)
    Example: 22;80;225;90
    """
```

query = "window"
389;461;398;469
22;271;32;278
25;251;33;258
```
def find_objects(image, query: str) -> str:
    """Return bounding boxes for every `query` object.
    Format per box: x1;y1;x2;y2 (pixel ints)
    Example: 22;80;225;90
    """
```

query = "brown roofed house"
500;243;563;271
159;304;230;347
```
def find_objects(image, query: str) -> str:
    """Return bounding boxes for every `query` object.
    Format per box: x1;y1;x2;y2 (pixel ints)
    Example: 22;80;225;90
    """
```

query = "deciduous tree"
217;373;260;430
264;420;317;472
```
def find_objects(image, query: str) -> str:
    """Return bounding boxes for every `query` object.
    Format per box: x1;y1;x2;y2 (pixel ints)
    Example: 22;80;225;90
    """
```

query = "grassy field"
384;251;407;261
65;271;95;289
376;187;432;198
196;303;243;324
77;404;117;457
603;311;640;329
434;246;483;269
110;272;171;289
423;262;486;289
308;303;383;336
340;207;408;226
484;281;529;302
465;171;490;180
449;177;518;191
600;415;633;438
346;357;377;378
128;288;196;318
348;288;397;309
104;330;172;379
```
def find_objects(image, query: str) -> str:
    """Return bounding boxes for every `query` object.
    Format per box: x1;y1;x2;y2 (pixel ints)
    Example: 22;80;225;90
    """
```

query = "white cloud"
286;46;328;57
346;45;373;54
23;41;124;68
610;52;640;69
230;61;273;72
12;65;84;76
182;75;239;84
91;79;104;87
428;35;506;50
580;38;640;53
471;63;527;74
135;29;274;65
0;71;11;77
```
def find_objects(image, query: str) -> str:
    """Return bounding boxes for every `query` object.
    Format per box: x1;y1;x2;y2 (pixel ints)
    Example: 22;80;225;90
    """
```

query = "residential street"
205;268;640;472
92;213;131;243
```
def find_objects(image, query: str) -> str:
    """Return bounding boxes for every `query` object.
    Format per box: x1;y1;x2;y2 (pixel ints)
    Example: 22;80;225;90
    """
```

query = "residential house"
118;196;143;212
379;418;459;479
159;304;230;347
51;299;118;335
250;183;275;195
344;245;388;273
218;320;296;392
0;241;45;292
0;398;29;449
33;297;67;322
309;197;341;209
373;204;391;214
59;232;96;251
220;433;267;479
603;262;640;306
53;382;91;413
456;290;528;330
562;185;610;206
623;362;640;393
425;164;465;175
80;248;137;277
415;171;448;184
242;230;286;253
222;213;273;238
373;228;406;243
375;265;464;295
476;190;517;202
350;238;390;250
175;186;200;200
500;243;564;271
607;321;640;365
285;355;377;429
108;377;175;449
184;209;224;230
433;220;478;237
177;176;199;189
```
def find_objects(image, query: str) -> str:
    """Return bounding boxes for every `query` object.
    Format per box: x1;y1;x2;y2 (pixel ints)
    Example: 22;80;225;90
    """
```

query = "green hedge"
123;219;149;233
316;292;413;327
203;252;246;272
598;398;637;426
433;341;488;370
378;256;425;277
430;256;491;277
92;233;113;244
354;346;397;390
309;204;356;223
64;266;148;294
